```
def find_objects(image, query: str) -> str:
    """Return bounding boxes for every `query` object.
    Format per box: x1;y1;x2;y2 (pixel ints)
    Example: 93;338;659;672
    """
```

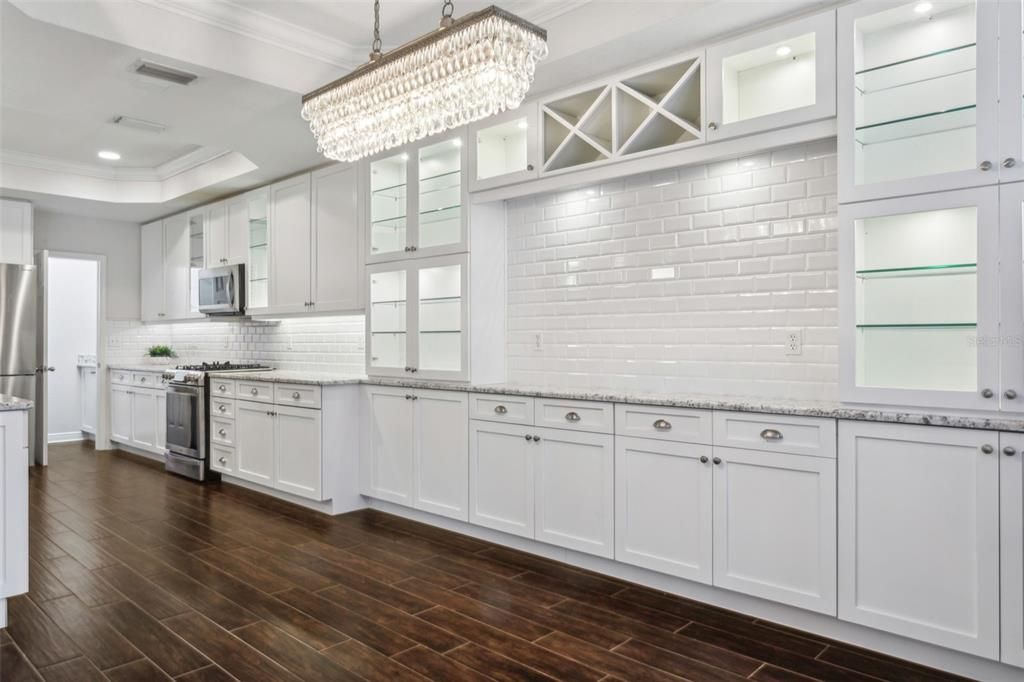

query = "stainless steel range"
162;362;272;481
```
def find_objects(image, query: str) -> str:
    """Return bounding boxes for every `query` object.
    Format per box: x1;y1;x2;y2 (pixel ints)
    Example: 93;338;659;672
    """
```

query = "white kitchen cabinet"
839;187;1000;410
269;173;313;314
130;389;158;450
468;103;539;192
235;401;275;486
362;386;415;505
712;446;836;615
205;195;248;267
110;385;131;442
274;404;322;500
413;390;468;520
0;199;32;265
706;10;836;141
999;0;1024;183
615;436;713;582
247;188;270;311
534;426;615;559
367;133;468;263
1002;430;1024;668
310;164;363;313
362;386;468;520
838;0;1001;202
155;391;166;451
0;409;30;627
469;420;535;538
140;220;165;322
838;421;999;659
1000;181;1024;412
367;253;468;381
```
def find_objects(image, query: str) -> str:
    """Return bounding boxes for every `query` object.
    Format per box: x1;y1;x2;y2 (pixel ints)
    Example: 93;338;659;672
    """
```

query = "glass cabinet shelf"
855;105;975;145
372;216;407;226
855;42;976;92
420;205;461;222
372;182;407;200
855;263;977;278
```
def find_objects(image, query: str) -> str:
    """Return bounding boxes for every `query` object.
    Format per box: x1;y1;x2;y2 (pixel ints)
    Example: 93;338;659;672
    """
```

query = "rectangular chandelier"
301;4;548;163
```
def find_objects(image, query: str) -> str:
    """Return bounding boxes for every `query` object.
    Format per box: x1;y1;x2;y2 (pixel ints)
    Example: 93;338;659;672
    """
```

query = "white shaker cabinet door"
712;446;836;615
110;386;132;443
1002;430;1024;668
130;390;157;451
838;421;999;659
275;405;322;501
311;164;362;313
615;436;713;583
162;213;191;321
413;390;468;521
140;221;164;322
362;387;415;505
269;173;312;314
235;401;276;487
469;420;534;538
534;427;614;558
155;391;166;451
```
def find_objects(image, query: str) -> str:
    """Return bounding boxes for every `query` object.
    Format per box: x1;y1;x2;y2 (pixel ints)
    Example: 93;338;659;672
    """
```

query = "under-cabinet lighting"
914;2;932;14
775;45;792;57
97;150;121;161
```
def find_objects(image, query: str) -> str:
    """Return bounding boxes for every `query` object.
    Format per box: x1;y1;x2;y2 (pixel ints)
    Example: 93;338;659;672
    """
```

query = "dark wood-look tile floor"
0;442;971;681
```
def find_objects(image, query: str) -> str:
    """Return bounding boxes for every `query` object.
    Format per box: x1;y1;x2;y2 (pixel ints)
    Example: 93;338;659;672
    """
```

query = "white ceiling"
0;0;831;224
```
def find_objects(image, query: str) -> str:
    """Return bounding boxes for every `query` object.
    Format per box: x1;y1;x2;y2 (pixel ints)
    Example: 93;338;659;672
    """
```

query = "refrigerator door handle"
35;366;55;373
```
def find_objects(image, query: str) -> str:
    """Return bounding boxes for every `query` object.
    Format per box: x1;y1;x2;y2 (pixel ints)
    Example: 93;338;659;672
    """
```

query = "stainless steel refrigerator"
0;263;39;462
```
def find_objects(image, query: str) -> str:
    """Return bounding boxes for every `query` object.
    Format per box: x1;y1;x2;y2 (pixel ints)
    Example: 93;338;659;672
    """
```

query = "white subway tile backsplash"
506;141;838;401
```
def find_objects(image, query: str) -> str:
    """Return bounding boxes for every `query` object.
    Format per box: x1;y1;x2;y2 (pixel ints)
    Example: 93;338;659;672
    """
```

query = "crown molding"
134;0;360;70
522;0;593;25
0;147;232;182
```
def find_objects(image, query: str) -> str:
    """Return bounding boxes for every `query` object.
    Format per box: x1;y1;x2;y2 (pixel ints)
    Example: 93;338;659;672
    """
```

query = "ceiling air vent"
111;115;166;133
133;60;198;86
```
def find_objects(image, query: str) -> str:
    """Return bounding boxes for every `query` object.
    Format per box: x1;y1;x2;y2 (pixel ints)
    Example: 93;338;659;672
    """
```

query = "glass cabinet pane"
418;139;462;250
188;212;204;313
854;205;978;392
370;153;408;257
476;116;530;180
248;191;269;309
852;0;977;186
418;263;462;373
370;270;408;370
722;32;816;124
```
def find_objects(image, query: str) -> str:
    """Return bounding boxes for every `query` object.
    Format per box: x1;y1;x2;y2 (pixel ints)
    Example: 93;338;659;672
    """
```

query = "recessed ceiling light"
452;138;463;148
775;45;792;57
517;120;529;130
97;150;121;161
400;153;409;161
914;2;933;14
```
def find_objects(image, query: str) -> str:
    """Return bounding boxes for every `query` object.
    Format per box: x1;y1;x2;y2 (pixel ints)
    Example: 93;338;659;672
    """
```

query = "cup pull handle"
565;411;581;423
494;405;508;414
653;419;672;431
760;429;783;441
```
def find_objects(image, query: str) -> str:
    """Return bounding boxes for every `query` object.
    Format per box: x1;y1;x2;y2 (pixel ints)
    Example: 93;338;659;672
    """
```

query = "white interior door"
33;250;47;466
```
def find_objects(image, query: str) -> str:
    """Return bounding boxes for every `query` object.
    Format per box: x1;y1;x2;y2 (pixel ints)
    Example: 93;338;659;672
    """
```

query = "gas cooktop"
174;362;271;372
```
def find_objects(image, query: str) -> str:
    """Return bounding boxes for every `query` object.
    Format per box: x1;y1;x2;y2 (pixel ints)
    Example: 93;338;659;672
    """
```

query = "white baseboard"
367;499;1024;682
219;474;337;515
47;432;84;444
111;442;164;463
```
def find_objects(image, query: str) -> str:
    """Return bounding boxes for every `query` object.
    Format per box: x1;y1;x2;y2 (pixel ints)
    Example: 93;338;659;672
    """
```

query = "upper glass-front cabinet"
468;103;539;192
707;11;836;141
247;188;269;311
1000;181;1024;413
840;187;999;410
838;0;1001;202
999;0;1024;183
366;253;468;381
367;134;468;263
187;209;204;316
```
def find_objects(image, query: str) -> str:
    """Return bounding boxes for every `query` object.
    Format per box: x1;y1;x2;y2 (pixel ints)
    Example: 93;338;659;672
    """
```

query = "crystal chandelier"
301;1;548;162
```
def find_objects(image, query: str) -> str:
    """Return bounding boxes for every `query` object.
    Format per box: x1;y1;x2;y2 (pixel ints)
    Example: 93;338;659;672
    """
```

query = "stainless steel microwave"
197;264;245;315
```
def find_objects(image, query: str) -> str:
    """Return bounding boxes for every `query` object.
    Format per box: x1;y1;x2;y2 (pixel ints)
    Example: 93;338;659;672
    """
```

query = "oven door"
197;265;241;315
165;383;202;458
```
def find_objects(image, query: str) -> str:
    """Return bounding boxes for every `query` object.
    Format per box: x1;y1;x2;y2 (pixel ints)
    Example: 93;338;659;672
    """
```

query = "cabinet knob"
979;160;993;171
140;377;146;383
527;164;535;171
1006;389;1018;400
494;405;508;414
1004;446;1017;457
405;394;414;400
218;404;227;412
533;435;541;442
410;367;418;373
404;246;411;252
653;419;672;431
981;444;994;454
699;455;709;464
409;245;418;252
251;388;259;395
1003;157;1017;168
404;366;412;373
760;428;783;441
981;388;994;398
218;428;226;437
218;457;227;464
292;391;301;399
525;434;533;441
708;122;718;131
565;411;581;423
219;385;227;392
712;456;722;465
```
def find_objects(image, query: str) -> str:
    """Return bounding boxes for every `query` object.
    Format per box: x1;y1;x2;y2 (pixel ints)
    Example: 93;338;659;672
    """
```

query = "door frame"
41;250;108;458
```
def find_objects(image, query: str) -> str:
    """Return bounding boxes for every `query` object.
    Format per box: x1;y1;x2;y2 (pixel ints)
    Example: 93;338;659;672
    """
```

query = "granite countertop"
108;364;172;373
207;370;366;386
0;395;33;412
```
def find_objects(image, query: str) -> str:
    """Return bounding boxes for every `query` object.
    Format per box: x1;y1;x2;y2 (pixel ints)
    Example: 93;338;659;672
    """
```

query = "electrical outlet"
785;330;803;356
533;333;543;352
107;336;121;348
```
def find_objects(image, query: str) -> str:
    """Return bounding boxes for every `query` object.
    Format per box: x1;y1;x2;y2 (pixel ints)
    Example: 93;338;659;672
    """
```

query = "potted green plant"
145;344;176;365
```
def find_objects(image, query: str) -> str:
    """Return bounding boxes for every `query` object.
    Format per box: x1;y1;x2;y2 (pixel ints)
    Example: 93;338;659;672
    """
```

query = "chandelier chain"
441;0;454;19
371;0;382;56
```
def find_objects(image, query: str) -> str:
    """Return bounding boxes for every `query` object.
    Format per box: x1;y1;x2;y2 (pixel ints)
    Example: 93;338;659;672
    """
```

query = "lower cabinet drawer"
713;412;836;458
110;370;132;386
210;398;235;419
470;393;534;425
211;418;235;446
237;381;273;403
615;404;712;444
211;444;235;473
275;383;322;409
535;398;614;434
210;379;236;399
